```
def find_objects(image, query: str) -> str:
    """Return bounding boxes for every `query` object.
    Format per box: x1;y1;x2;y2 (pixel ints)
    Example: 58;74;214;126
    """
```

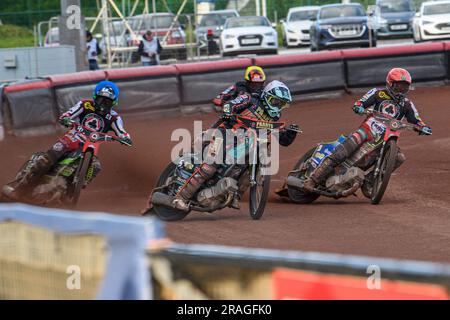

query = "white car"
281;6;320;47
220;16;278;56
413;0;450;42
44;27;60;47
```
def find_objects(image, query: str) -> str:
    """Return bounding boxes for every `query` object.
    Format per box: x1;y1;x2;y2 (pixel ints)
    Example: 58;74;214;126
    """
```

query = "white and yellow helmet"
261;80;292;118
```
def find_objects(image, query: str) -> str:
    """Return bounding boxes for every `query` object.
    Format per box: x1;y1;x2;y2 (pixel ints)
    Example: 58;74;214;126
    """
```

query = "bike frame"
365;111;420;181
69;123;122;185
233;116;285;186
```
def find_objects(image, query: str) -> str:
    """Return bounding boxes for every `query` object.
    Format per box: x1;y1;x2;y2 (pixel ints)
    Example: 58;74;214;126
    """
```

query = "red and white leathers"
172;93;297;211
57;99;130;154
2;100;131;198
303;87;430;191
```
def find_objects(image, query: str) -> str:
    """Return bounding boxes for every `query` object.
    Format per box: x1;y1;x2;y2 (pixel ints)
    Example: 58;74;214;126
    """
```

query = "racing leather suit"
304;88;429;190
173;93;297;211
212;81;263;109
5;99;131;196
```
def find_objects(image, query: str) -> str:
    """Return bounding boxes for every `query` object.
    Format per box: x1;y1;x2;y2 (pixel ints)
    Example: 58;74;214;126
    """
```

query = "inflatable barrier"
1;41;450;137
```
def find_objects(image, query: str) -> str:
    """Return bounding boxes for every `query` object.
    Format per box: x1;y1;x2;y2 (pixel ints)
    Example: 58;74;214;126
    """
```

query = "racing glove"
352;104;365;115
287;124;301;132
221;103;234;121
418;126;432;136
59;117;73;127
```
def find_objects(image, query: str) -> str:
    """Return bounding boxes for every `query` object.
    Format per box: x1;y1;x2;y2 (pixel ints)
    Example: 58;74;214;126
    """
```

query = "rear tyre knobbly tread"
151;162;190;221
287;147;320;204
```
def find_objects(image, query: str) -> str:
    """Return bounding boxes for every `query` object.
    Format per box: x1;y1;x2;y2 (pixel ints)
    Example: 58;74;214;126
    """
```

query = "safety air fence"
0;41;449;139
0;203;449;300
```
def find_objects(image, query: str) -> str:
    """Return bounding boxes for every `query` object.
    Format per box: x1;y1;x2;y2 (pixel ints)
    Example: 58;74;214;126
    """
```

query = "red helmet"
386;68;412;101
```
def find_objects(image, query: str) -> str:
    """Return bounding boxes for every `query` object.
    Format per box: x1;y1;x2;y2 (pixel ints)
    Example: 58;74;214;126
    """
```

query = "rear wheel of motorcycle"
371;139;397;205
287;147;320;204
150;162;190;221
68;151;93;206
249;166;271;220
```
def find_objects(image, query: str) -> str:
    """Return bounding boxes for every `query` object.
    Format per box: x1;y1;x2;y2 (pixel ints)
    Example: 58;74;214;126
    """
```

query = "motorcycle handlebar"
222;114;301;132
69;121;126;144
363;110;422;132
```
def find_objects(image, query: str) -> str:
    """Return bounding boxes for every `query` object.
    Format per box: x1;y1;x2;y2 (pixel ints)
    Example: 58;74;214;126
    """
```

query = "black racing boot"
2;154;54;201
172;163;217;212
230;192;241;210
303;136;361;193
302;157;336;192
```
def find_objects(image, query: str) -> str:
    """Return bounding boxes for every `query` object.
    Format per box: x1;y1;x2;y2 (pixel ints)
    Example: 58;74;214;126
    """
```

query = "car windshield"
319;5;365;19
225;17;270;28
199;12;237;27
148;15;177;29
423;3;450;15
110;21;125;35
288;10;318;21
130;15;178;30
48;29;59;43
379;0;414;13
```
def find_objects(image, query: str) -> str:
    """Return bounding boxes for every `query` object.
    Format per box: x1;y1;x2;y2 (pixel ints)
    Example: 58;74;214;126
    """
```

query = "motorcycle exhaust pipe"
286;175;305;190
151;192;175;209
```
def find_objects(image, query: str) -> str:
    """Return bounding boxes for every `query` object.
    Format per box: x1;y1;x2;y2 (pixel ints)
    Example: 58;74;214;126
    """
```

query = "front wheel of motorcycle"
287;147;320;204
249;165;271;220
147;162;190;221
67;150;93;206
371;139;398;205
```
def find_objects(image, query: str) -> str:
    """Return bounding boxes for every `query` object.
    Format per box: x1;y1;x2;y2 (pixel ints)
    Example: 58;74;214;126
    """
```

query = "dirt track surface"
1;86;449;263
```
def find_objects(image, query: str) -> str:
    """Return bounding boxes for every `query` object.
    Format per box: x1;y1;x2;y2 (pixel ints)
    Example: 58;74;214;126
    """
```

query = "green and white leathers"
261;80;292;118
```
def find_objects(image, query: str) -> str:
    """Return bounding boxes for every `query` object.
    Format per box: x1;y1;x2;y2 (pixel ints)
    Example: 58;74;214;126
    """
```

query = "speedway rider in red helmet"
2;81;132;201
302;67;432;193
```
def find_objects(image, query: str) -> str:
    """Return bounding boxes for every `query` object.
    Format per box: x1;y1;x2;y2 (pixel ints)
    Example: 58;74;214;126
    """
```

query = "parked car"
44;27;60;47
99;20;128;62
220;16;278;56
129;13;187;60
281;6;319;47
373;0;416;38
310;3;376;51
195;9;239;52
412;0;450;42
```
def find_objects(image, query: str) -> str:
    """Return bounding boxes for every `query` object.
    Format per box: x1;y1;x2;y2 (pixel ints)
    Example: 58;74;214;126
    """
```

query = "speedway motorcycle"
1;121;131;206
145;115;300;221
281;110;425;205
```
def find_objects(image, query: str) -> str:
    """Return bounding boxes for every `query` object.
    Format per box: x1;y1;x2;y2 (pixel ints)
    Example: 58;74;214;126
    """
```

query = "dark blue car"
374;0;415;38
310;3;377;51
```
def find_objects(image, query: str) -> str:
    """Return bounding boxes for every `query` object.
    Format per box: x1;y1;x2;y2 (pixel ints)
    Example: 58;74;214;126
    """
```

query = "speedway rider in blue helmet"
2;81;132;201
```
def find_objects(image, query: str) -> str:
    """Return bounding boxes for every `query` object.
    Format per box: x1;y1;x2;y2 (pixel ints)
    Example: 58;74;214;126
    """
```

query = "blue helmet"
93;81;119;115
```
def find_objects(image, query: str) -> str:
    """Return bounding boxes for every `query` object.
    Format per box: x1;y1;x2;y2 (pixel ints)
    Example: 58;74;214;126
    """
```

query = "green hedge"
0;24;34;48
